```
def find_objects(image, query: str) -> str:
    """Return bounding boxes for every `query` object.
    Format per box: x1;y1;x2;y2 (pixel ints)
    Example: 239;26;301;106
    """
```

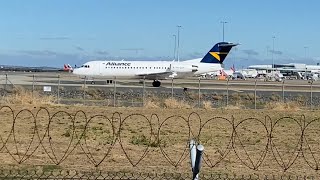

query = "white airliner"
73;42;238;87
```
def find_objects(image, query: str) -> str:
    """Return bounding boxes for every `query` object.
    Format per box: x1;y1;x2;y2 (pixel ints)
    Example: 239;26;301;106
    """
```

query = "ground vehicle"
232;72;245;80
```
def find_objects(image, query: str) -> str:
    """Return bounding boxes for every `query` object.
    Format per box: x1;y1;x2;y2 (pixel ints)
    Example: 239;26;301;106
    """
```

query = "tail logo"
200;42;238;64
209;52;228;61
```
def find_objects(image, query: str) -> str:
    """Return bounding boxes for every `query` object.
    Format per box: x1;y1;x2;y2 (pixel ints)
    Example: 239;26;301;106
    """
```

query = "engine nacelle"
171;64;198;73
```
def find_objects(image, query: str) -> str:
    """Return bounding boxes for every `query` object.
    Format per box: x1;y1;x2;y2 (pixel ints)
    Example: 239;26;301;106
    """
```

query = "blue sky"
0;0;320;68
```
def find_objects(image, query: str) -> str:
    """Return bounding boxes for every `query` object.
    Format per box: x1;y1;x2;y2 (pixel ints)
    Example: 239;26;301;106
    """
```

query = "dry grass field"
0;105;319;175
0;91;320;177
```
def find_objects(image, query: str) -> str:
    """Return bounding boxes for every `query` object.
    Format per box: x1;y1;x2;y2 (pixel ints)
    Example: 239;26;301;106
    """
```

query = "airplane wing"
135;71;173;80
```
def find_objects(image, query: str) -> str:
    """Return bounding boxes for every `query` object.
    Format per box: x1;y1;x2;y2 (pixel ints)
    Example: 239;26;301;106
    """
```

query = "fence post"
83;76;86;105
171;77;174;99
198;77;201;108
57;75;60;104
5;74;8;92
226;78;229;107
113;77;116;107
143;76;145;107
254;80;257;110
32;74;35;101
310;80;313;109
282;80;285;103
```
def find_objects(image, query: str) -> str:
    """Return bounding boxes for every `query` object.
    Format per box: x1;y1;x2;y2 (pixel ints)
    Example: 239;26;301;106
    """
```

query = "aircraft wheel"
152;80;161;87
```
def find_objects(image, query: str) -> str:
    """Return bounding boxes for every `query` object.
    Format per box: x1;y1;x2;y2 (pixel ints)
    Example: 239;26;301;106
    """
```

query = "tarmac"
0;71;319;94
1;71;319;107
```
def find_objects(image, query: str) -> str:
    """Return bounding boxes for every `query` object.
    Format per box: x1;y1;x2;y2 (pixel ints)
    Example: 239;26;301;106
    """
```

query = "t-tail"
200;42;238;64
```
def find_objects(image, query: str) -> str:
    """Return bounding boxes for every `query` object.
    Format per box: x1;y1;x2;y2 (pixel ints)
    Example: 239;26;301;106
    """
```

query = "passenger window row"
106;66;169;69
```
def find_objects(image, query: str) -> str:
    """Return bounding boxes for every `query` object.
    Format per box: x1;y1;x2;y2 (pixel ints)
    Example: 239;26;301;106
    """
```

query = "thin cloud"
120;48;145;54
39;36;70;40
242;49;259;56
269;50;283;55
187;52;203;58
18;50;58;56
0;51;83;67
74;46;84;51
95;50;109;55
120;48;144;51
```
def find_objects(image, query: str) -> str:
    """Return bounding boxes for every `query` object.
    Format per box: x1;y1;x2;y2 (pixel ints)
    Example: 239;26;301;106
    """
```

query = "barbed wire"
0;169;316;180
1;106;320;172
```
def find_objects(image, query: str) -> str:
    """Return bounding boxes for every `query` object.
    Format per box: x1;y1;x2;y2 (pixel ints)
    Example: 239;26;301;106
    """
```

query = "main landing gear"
152;80;161;87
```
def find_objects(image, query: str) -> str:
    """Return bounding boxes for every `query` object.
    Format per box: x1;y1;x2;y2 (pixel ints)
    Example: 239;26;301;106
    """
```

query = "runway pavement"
1;71;319;108
0;71;319;95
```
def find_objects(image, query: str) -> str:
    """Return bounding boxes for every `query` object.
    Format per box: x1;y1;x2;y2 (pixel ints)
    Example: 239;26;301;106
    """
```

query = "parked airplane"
73;42;238;87
63;64;73;72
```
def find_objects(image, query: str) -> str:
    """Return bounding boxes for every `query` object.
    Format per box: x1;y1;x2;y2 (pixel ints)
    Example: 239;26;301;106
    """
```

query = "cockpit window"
81;65;90;68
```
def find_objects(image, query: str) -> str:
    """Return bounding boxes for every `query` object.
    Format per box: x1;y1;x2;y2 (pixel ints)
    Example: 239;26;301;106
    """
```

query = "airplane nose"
72;68;80;75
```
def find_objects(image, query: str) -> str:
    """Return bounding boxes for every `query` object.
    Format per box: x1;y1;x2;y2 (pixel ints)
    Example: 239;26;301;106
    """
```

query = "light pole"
272;36;276;72
220;21;228;42
173;35;177;60
177;25;182;62
304;46;308;80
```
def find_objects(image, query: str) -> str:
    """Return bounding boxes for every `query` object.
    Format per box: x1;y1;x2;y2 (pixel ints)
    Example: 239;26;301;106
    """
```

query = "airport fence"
0;73;318;109
0;106;320;177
